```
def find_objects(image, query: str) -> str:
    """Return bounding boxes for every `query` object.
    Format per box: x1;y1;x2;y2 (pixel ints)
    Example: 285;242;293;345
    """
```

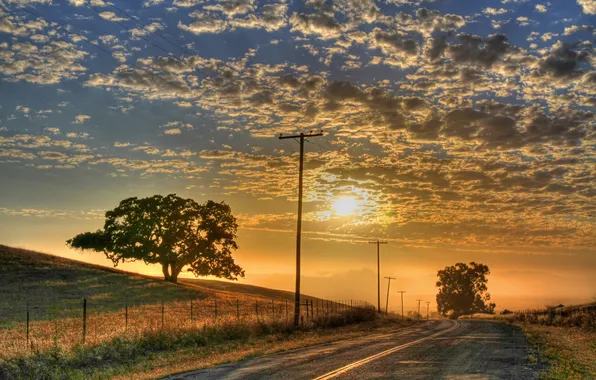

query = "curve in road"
164;320;537;380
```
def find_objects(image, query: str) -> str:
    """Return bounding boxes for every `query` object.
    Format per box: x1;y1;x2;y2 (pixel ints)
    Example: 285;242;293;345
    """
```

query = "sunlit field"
1;295;370;359
0;245;372;360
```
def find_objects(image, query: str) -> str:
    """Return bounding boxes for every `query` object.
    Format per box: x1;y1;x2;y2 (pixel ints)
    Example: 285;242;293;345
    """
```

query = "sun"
332;196;359;216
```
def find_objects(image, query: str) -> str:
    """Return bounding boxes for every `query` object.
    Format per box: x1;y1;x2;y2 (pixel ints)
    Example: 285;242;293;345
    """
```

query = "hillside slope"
0;245;300;324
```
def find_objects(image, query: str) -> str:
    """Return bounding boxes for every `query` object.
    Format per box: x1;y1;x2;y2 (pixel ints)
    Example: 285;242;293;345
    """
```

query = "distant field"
0;245;320;324
0;245;366;359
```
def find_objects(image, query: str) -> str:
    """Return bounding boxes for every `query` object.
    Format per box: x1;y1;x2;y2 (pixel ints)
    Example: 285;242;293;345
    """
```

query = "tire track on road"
313;320;460;380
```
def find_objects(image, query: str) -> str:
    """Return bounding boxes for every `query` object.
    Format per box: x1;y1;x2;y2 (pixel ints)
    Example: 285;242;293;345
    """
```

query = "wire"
88;4;181;61
14;6;114;57
108;4;193;56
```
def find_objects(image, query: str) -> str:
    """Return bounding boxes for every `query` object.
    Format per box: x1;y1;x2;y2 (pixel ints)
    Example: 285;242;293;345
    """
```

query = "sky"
0;0;595;312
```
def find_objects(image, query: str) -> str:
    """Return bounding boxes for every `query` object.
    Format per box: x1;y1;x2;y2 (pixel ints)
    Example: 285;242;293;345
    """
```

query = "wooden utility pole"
397;290;406;320
426;301;430;320
369;240;388;313
417;299;423;321
384;276;395;315
279;131;324;327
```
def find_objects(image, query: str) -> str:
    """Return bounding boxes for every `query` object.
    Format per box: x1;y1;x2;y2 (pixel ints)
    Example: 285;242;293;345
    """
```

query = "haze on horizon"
0;0;594;312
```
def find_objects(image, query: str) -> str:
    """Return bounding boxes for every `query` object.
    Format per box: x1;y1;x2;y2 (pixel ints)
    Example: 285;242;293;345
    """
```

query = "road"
164;320;538;380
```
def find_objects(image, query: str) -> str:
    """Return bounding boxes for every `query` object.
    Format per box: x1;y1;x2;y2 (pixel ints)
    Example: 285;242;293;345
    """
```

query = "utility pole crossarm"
279;131;324;139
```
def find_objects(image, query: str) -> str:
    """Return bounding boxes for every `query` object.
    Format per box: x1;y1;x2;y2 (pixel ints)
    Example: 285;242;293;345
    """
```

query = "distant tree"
501;309;513;315
67;194;244;283
435;262;496;319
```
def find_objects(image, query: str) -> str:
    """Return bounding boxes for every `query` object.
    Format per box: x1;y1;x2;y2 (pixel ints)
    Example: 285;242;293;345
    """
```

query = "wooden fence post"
125;298;128;332
236;299;240;319
214;296;218;320
82;298;87;343
26;301;30;349
306;300;309;321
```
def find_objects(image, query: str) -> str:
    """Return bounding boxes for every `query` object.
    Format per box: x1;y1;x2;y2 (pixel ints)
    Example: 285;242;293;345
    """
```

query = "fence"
503;303;596;330
0;295;374;358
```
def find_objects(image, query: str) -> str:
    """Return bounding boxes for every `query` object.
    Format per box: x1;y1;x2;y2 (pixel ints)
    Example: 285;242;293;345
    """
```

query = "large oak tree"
436;262;496;319
67;194;244;283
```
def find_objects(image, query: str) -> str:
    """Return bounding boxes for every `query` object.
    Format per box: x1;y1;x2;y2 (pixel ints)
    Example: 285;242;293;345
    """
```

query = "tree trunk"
169;263;183;284
162;262;171;282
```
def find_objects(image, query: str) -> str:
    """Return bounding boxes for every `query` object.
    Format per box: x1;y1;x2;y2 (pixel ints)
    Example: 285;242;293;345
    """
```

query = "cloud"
0;40;87;84
164;128;182;135
98;12;128;22
535;4;547;12
483;8;509;15
446;34;519;68
73;115;91;124
178;12;228;35
0;149;36;160
290;11;342;39
44;127;61;135
66;132;90;139
577;0;596;14
535;41;591;83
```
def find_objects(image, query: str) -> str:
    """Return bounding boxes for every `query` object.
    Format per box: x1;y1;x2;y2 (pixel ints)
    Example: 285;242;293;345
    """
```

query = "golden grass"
1;293;357;358
521;323;596;379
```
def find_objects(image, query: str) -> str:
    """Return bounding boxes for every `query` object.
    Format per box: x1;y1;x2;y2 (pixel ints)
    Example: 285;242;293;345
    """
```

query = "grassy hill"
0;245;300;325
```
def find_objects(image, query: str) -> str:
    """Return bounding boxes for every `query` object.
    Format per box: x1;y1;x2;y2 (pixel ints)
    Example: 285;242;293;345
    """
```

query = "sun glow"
332;196;359;216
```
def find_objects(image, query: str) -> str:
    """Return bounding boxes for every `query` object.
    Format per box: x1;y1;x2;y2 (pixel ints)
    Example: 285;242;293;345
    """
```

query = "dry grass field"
0;245;383;378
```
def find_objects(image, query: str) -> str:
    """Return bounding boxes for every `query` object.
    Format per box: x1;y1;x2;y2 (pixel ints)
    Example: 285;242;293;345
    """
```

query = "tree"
435;262;495;319
67;194;244;283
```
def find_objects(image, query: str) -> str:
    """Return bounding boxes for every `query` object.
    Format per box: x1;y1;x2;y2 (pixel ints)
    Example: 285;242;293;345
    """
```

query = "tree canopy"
435;262;495;319
67;194;243;283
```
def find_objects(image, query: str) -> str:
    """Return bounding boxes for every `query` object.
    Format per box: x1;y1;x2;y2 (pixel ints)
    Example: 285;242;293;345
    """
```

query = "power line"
13;6;114;57
87;5;181;61
107;3;193;57
278;131;324;327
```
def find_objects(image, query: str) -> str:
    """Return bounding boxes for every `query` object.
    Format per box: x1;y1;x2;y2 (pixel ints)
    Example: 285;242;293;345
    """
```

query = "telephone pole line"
369;240;388;313
279;131;324;327
426;301;430;320
397;290;406;320
416;299;423;321
384;276;395;315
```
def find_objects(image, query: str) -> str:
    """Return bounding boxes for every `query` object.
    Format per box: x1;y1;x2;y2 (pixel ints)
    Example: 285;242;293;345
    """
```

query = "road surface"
164;320;538;379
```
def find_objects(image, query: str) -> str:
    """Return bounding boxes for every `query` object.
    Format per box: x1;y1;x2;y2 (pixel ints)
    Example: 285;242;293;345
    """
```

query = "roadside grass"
0;245;392;379
0;310;412;379
0;245;208;324
521;323;596;379
1;245;361;358
0;245;307;325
